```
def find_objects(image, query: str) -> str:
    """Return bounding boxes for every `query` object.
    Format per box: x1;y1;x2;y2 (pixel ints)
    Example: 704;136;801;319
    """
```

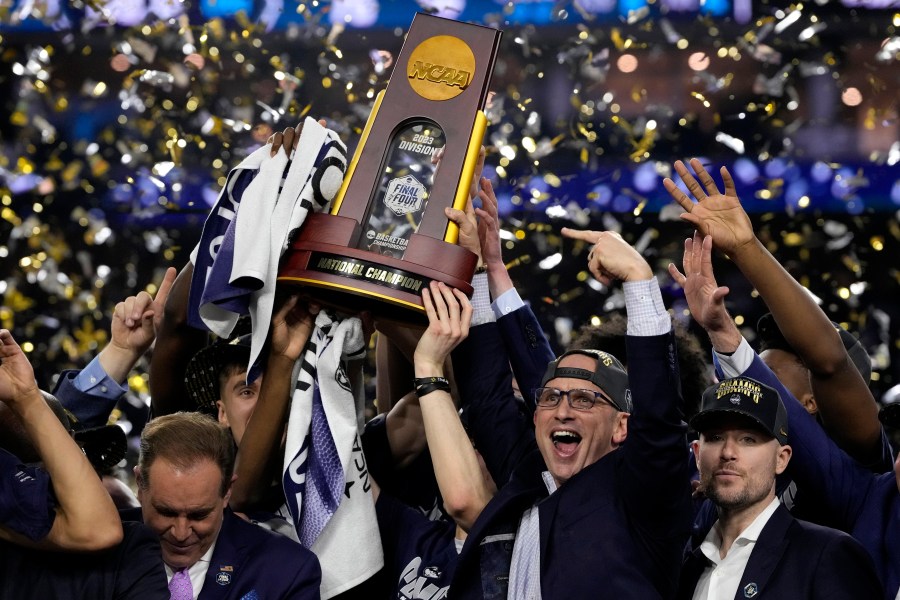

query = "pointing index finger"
560;227;599;243
154;267;177;307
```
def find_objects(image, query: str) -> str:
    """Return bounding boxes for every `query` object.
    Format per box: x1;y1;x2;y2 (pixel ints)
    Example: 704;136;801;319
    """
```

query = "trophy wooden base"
278;213;477;322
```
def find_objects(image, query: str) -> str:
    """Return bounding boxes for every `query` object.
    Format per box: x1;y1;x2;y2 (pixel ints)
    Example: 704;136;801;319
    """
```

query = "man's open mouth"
551;430;582;456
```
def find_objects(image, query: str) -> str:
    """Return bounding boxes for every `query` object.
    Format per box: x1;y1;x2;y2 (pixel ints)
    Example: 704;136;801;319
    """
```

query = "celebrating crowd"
1;127;896;600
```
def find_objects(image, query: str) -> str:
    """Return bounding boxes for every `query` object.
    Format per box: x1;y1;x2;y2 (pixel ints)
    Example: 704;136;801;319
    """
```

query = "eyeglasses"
534;387;617;411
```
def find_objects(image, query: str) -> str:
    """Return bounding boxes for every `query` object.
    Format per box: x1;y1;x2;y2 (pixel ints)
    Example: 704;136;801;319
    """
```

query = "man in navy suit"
130;411;321;599
679;376;881;599
444;223;693;598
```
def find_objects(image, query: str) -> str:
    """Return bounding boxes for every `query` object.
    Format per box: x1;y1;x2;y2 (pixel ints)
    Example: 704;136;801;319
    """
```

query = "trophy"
278;13;501;321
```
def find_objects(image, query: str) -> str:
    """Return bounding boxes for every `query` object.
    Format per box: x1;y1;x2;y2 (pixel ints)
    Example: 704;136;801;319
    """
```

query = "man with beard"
679;376;881;599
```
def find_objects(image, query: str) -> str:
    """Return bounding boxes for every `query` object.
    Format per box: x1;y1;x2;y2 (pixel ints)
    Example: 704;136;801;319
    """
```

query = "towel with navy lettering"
282;310;382;598
187;120;382;597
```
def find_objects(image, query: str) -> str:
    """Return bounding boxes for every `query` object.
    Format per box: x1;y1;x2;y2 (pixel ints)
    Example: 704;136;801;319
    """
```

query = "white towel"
282;311;383;598
188;117;381;596
188;116;347;381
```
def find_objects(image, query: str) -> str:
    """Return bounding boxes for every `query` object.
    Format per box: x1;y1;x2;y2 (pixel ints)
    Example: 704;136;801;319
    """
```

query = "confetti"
0;2;897;406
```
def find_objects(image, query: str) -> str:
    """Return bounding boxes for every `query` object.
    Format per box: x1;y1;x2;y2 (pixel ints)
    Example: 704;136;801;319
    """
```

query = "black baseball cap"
691;377;788;445
539;349;632;413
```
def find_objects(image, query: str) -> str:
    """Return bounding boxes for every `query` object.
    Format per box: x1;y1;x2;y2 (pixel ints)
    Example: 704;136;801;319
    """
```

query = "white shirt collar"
541;471;558;495
700;497;780;564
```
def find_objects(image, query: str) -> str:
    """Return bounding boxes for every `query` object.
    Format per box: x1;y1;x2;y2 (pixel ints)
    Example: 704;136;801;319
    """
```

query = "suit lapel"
198;510;245;600
733;504;793;600
679;544;711;600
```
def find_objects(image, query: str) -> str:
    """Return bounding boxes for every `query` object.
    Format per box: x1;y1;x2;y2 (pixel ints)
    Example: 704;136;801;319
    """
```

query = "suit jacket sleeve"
729;354;874;532
52;368;122;428
283;555;322;600
496;305;556;412
621;332;692;534
0;449;55;541
451;320;538;488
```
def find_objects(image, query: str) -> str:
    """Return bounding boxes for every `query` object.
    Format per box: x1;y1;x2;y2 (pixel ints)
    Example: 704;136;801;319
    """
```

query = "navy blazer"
451;314;693;599
678;503;883;599
123;508;321;600
495;302;556;413
713;352;900;598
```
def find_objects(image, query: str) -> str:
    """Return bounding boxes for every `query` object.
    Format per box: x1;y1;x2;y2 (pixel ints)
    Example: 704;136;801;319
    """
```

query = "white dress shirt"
692;497;781;600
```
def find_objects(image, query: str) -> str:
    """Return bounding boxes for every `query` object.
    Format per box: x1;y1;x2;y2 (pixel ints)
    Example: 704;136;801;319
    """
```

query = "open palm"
663;159;755;256
667;233;732;334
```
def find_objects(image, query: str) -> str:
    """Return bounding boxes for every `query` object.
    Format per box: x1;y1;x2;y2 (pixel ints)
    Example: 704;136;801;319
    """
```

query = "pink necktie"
168;568;193;600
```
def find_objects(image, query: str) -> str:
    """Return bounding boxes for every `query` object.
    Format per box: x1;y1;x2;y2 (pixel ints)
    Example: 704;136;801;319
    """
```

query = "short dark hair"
568;313;712;419
184;335;253;412
137;412;235;496
218;361;249;394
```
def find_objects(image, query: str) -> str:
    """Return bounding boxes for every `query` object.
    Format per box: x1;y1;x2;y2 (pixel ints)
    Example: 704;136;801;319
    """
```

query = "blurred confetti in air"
0;0;899;402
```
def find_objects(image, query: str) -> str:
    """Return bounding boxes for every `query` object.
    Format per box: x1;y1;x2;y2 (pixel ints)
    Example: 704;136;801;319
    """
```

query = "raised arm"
100;267;176;385
230;295;317;511
55;268;176;427
665;159;882;461
449;181;541;486
149;262;209;416
414;282;493;532
562;229;690;533
0;330;122;551
448;176;555;408
477;178;554;401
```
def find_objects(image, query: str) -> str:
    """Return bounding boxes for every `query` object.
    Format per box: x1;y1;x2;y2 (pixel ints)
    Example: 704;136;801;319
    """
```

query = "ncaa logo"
730;394;742;405
216;571;232;586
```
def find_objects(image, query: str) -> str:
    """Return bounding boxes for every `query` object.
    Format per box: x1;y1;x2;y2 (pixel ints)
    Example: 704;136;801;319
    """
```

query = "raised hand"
560;229;652;285
0;329;40;407
663;159;755;256
110;267;177;357
414;282;472;374
445;196;481;264
445;146;487;265
667;233;741;352
468;145;486;200
474;178;503;270
270;295;320;362
267;119;327;158
667;233;732;332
